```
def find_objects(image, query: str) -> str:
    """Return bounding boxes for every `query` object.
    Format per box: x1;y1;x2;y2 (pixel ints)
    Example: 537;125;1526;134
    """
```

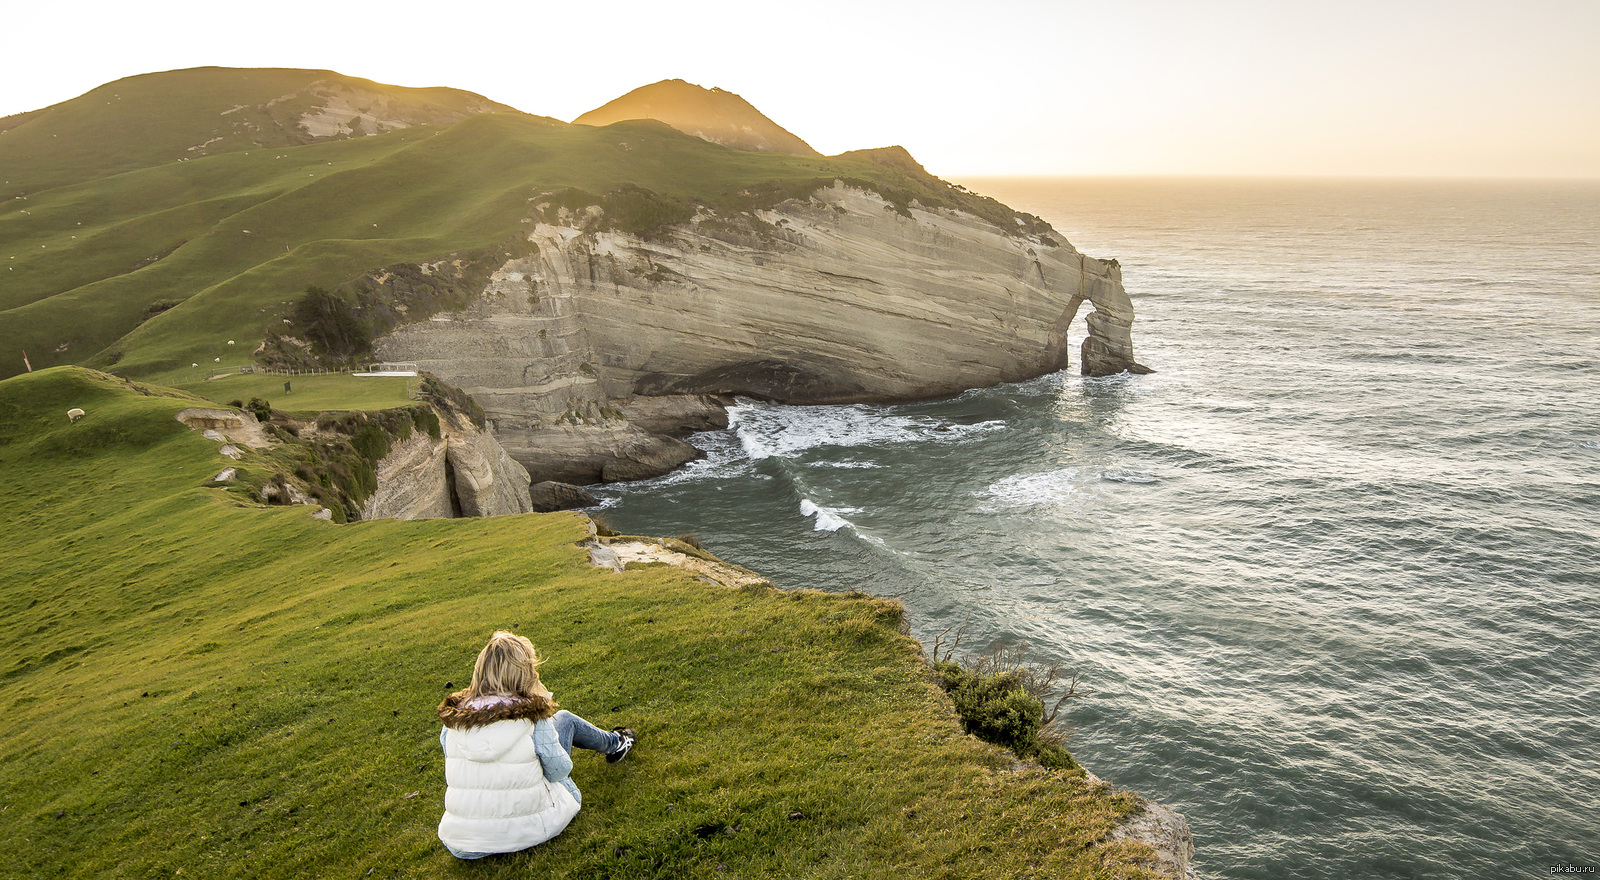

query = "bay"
590;177;1600;879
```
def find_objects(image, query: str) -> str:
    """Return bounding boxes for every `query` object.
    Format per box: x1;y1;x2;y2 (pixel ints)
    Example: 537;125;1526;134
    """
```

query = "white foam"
816;460;883;469
978;468;1088;511
615;431;750;487
727;399;1004;460
799;498;861;532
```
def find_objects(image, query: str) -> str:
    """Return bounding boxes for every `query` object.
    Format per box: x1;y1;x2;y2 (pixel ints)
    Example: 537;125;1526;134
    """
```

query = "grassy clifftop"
0;367;1160;879
2;67;1058;385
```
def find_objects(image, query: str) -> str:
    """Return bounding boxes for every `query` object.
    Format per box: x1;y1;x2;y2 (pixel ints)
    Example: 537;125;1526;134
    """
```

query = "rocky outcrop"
287;80;505;140
363;432;454;519
361;411;533;520
174;408;273;448
1090;770;1197;879
375;182;1146;483
529;481;599;512
445;424;534;518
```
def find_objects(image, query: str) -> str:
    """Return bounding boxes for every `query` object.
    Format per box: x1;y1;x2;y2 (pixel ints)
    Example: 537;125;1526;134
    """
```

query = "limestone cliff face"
375;182;1145;483
361;410;533;520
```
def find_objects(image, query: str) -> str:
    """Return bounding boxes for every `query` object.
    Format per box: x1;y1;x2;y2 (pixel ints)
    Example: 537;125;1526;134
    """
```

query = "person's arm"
440;727;449;752
531;718;572;782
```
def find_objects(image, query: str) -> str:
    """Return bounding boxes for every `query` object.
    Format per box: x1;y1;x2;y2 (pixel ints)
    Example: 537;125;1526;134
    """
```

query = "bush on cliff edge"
933;658;1083;773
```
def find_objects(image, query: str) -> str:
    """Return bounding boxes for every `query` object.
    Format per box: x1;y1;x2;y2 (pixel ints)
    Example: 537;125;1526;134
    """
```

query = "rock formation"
1093;770;1198;879
529;481;599;513
361;409;533;520
174;407;273;448
376;181;1147;484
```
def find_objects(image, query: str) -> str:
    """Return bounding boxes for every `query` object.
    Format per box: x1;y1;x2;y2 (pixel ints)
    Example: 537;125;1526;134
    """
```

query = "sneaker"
607;727;636;763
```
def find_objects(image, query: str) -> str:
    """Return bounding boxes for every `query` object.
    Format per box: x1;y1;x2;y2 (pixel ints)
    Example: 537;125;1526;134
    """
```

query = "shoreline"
582;522;1198;879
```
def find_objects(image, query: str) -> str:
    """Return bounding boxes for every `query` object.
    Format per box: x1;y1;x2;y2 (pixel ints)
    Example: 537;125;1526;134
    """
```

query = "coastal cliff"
360;406;534;520
376;181;1147;484
176;395;533;520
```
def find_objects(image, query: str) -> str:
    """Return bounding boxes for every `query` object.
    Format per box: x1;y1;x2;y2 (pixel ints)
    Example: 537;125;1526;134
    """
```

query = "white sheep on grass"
67;408;85;423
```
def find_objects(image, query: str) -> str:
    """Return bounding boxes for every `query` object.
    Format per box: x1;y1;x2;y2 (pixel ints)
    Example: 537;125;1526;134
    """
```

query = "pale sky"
4;0;1597;177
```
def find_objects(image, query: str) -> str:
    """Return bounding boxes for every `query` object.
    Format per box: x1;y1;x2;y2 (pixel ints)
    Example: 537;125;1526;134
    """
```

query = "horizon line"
944;172;1600;182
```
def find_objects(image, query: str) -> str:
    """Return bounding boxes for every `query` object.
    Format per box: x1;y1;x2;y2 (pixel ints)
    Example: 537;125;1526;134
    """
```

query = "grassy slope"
0;67;512;195
171;372;414;414
0;367;1159;880
2;68;1048;386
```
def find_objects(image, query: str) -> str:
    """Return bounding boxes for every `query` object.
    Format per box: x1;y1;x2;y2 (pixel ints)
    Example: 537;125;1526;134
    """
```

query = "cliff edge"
376;181;1148;484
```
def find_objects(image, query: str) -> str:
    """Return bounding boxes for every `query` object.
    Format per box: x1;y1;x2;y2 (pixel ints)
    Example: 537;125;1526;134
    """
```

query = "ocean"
587;177;1600;879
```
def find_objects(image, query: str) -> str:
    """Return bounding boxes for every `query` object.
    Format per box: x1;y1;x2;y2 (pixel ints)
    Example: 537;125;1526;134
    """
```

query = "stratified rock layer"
376;182;1146;483
361;410;533;520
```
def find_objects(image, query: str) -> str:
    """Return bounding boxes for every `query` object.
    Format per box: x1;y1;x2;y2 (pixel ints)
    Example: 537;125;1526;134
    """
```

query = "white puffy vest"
437;718;580;854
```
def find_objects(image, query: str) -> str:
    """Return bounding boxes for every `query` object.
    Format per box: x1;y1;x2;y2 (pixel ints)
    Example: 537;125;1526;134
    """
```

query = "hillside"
0;367;1166;879
574;79;820;156
0;68;1061;386
0;66;512;195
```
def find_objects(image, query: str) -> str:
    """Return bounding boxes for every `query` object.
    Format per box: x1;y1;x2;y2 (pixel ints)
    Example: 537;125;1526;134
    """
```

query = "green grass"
2;68;1054;386
172;372;415;414
0;367;1161;879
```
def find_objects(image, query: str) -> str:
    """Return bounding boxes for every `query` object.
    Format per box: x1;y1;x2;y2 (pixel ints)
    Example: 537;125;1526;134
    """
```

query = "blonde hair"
464;631;552;701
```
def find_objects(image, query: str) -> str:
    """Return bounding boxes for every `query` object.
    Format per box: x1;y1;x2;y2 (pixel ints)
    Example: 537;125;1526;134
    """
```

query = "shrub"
930;628;1089;768
349;420;391;462
292;285;368;362
933;661;1043;754
245;398;272;423
418;374;483;428
410;406;441;441
536;184;694;235
140;299;182;322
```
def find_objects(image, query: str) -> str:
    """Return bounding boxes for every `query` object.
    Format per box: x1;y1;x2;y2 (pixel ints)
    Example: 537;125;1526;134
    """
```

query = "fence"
206;365;355;379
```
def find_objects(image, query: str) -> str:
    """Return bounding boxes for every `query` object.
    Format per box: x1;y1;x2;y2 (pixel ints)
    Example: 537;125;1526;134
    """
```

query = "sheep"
67;408;85;422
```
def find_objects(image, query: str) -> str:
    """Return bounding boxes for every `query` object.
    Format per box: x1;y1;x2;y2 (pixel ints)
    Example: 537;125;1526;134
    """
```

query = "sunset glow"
4;0;1596;178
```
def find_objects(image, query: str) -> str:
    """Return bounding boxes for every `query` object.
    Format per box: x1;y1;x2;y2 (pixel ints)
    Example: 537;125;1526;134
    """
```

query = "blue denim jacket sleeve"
532;718;581;804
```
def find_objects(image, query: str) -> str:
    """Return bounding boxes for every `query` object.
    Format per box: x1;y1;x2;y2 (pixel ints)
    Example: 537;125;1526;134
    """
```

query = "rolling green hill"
574;78;821;156
0;366;1159;879
0;67;512;194
1;67;1052;385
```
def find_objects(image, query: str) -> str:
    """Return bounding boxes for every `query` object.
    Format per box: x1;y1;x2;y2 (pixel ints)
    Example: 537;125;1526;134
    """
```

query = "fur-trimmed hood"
437;692;558;730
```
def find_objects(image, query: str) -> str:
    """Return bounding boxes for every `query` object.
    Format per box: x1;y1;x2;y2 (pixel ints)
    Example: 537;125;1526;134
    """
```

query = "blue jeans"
552;709;621;756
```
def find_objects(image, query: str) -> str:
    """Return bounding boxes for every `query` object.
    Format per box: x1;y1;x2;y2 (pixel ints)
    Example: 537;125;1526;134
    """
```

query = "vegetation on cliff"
0;367;1162;878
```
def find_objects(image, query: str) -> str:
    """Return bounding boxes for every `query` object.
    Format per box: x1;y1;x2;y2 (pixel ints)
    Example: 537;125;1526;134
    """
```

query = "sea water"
588;178;1600;879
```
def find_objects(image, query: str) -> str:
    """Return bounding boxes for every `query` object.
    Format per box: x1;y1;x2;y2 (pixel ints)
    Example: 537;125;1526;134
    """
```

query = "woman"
435;631;636;859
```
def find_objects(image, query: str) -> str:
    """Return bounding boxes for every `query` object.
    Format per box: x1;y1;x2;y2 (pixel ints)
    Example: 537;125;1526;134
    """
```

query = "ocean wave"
796;499;890;547
977;466;1157;508
799;498;859;532
728;399;1004;460
1581;440;1600;451
635;432;750;487
977;468;1088;511
815;460;883;469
